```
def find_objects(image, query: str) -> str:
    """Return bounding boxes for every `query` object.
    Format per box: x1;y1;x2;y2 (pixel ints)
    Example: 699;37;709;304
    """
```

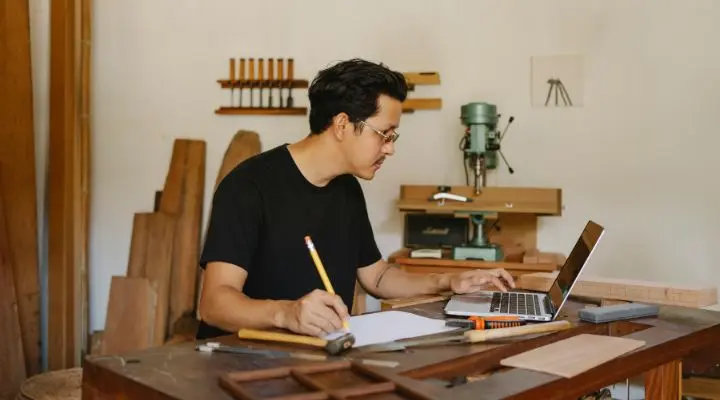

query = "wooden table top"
82;299;720;400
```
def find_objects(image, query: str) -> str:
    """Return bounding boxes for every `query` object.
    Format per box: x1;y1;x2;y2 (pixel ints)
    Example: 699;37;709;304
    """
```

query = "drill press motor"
454;102;515;262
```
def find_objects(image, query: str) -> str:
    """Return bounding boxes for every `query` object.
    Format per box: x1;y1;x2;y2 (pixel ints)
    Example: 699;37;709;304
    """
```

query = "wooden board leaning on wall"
96;131;263;354
0;0;41;376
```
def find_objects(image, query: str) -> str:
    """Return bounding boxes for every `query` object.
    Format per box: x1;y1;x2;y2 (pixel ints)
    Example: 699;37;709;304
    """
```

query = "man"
196;58;515;340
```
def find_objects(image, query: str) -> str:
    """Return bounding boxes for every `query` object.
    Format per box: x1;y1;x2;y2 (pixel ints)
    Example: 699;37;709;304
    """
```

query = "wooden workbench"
81;300;720;400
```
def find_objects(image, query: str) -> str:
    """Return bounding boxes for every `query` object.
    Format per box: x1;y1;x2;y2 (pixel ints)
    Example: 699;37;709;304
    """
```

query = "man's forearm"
369;264;453;299
199;285;291;332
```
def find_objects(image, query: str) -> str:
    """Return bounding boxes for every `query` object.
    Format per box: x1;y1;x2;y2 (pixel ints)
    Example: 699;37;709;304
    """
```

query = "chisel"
267;58;274;108
238;58;245;107
196;342;399;368
286;58;294;108
258;58;264;108
277;58;284;108
228;58;235;107
355;320;573;353
248;58;255;108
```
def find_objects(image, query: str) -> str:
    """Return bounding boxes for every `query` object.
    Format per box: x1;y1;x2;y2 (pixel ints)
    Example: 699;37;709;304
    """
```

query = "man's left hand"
448;268;516;294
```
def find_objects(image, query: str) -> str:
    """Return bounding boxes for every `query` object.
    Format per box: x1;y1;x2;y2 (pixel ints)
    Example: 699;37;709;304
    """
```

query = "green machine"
453;102;515;261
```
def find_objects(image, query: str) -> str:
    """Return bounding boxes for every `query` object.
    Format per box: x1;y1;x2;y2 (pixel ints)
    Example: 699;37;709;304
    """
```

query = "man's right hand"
277;289;349;337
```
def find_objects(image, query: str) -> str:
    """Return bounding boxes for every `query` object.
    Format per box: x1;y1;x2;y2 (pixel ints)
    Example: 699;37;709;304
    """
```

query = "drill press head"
460;102;514;194
461;102;499;194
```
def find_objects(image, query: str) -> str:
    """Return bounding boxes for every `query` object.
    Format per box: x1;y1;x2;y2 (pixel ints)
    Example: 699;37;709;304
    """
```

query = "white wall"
30;0;720;333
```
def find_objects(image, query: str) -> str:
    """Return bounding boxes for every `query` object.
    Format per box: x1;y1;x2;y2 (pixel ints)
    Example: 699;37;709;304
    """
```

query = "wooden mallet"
237;329;356;355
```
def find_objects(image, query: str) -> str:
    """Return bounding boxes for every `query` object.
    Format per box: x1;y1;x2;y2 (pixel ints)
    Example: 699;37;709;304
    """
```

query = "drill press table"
81;299;720;400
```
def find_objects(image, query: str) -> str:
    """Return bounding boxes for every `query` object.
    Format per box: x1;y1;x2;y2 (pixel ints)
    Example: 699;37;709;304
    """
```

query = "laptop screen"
547;220;605;317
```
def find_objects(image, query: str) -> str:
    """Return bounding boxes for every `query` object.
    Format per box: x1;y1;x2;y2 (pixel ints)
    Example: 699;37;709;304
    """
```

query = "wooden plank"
0;0;41;376
78;0;92;361
100;277;157;356
143;213;175;345
515;271;718;308
48;0;83;370
159;139;206;336
127;213;151;277
0;172;27;399
500;334;646;378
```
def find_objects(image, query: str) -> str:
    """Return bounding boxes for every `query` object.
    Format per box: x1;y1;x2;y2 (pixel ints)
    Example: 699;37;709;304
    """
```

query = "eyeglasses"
358;121;400;144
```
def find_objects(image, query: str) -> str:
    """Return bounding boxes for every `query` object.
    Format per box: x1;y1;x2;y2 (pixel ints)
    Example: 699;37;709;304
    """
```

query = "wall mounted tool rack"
402;71;442;113
215;57;309;116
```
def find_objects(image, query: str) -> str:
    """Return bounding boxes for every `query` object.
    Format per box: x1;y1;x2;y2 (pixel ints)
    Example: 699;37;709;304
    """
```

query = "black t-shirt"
195;144;382;339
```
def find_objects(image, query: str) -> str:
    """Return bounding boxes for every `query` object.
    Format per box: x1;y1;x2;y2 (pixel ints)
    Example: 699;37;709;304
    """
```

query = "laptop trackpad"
444;291;495;316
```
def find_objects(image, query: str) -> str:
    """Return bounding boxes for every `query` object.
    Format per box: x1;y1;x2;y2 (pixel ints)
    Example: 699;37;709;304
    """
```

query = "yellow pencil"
304;235;350;332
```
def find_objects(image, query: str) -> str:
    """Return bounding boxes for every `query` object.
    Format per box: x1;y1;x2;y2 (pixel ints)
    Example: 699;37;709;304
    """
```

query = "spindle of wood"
218;360;434;400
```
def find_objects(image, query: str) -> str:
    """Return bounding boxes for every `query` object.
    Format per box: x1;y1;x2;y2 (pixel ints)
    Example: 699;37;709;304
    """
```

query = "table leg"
645;359;681;400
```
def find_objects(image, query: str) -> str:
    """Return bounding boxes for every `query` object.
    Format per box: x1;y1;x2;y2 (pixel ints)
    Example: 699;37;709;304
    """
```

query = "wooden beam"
515;271;718;308
48;0;90;370
0;0;41;376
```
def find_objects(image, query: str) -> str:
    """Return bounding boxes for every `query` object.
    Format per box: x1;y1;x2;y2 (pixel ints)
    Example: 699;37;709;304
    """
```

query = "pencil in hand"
304;235;350;332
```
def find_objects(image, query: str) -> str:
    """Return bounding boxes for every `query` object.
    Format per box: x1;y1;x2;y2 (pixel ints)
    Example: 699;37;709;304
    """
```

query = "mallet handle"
466;320;572;342
238;328;328;348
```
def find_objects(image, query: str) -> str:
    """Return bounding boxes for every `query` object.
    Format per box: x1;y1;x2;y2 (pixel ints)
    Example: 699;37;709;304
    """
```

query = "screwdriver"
445;316;526;330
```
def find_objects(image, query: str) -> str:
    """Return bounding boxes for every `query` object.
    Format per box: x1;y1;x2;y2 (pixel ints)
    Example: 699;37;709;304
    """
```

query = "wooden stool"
15;368;82;400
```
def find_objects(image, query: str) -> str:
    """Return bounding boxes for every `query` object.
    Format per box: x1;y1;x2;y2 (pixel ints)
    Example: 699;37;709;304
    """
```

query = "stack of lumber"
97;131;261;356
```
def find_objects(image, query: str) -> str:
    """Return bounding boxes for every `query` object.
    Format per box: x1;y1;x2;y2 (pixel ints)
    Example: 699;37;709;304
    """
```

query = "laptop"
443;220;605;322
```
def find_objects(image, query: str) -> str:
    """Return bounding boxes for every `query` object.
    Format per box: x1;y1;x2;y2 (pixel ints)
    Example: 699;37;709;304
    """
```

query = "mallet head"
323;332;355;355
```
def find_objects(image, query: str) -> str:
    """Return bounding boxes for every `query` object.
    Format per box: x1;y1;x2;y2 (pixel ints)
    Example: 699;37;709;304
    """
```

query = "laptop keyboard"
490;292;541;315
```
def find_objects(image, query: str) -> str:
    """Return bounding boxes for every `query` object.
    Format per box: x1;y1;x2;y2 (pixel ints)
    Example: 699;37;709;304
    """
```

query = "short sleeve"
351;178;382;268
199;175;262;273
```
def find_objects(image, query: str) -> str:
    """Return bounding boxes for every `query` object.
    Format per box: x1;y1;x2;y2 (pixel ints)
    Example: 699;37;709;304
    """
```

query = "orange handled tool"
446;315;526;330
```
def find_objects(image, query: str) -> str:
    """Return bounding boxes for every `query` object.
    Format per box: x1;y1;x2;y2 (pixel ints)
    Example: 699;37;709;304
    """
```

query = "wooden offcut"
126;212;175;344
515;271;718;308
100;277;157;356
215;130;261;188
500;334;646;378
159;139;206;336
0;0;41;376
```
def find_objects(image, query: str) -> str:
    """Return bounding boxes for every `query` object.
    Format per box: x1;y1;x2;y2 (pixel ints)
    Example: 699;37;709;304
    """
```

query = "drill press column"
452;212;503;261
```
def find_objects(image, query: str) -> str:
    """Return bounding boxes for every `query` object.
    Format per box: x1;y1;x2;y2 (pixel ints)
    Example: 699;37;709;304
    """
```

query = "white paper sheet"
324;310;456;347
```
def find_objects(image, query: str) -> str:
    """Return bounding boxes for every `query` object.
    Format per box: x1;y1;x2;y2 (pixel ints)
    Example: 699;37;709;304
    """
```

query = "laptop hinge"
544;296;556;315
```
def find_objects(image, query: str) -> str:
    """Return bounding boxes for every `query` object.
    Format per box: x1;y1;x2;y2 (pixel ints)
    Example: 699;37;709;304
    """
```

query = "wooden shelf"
217;79;309;89
397;184;563;216
389;248;557;277
403;72;441;85
402;98;442;113
215;106;307;116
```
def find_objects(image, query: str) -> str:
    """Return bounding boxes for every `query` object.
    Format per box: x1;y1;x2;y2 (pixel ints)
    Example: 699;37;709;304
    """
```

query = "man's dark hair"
307;58;408;134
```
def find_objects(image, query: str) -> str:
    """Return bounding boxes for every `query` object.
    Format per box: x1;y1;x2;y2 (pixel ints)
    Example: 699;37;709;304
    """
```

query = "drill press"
453;102;515;261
